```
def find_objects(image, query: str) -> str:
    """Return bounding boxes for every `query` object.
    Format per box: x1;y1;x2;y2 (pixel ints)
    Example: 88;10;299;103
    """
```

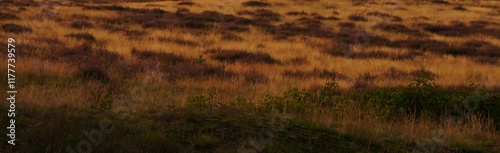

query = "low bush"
84;5;166;14
130;49;235;80
177;1;194;6
0;12;20;20
70;14;89;20
392;39;500;57
338;50;420;60
220;22;249;32
366;11;391;18
358;74;500;122
242;0;271;7
419;22;470;36
391;16;403;22
283;69;347;80
69;20;93;29
53;44;121;65
321;16;340;21
348;14;367;22
221;32;244;41
243;71;268;84
286;57;309;65
419;21;500;39
75;66;109;82
323;42;351;57
2;23;32;33
124;30;148;40
265;75;500;122
157;37;199;47
373;23;424;36
205;48;280;64
176;7;190;14
159;62;235;81
469;20;497;28
131;49;188;65
456;40;500;57
142;20;170;29
83;5;127;11
64;33;95;42
431;0;450;5
472;56;499;65
236;10;255;15
390;39;449;52
264;82;342;114
253;9;281;21
453;6;467;11
286;11;307;16
385;2;397;5
338;22;356;28
334;28;391;46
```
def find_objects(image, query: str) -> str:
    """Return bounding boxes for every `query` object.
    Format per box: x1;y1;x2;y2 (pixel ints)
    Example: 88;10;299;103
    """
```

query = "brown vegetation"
348;13;368;22
64;33;96;42
3;0;500;152
205;48;280;64
283;69;347;80
2;23;32;33
69;20;93;29
373;23;424;36
242;0;271;7
0;12;20;20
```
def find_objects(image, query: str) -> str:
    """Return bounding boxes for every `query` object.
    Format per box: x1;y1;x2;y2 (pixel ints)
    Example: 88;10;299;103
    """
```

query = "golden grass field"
1;0;500;152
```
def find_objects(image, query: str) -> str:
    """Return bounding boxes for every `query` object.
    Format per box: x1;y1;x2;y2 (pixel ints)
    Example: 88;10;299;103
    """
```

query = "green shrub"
264;74;500;124
357;74;500;123
92;96;113;110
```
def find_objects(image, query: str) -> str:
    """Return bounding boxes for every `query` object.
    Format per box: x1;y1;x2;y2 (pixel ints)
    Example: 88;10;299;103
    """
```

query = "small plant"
453;6;467;11
195;55;206;64
75;66;109;82
99;96;113;110
90;96;113;110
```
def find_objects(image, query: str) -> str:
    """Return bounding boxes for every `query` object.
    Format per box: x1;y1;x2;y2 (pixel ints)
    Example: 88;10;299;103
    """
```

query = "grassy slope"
1;0;500;152
0;104;427;153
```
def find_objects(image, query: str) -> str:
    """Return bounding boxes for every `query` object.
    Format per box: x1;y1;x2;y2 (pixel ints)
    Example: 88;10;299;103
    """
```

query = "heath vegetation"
1;0;500;152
